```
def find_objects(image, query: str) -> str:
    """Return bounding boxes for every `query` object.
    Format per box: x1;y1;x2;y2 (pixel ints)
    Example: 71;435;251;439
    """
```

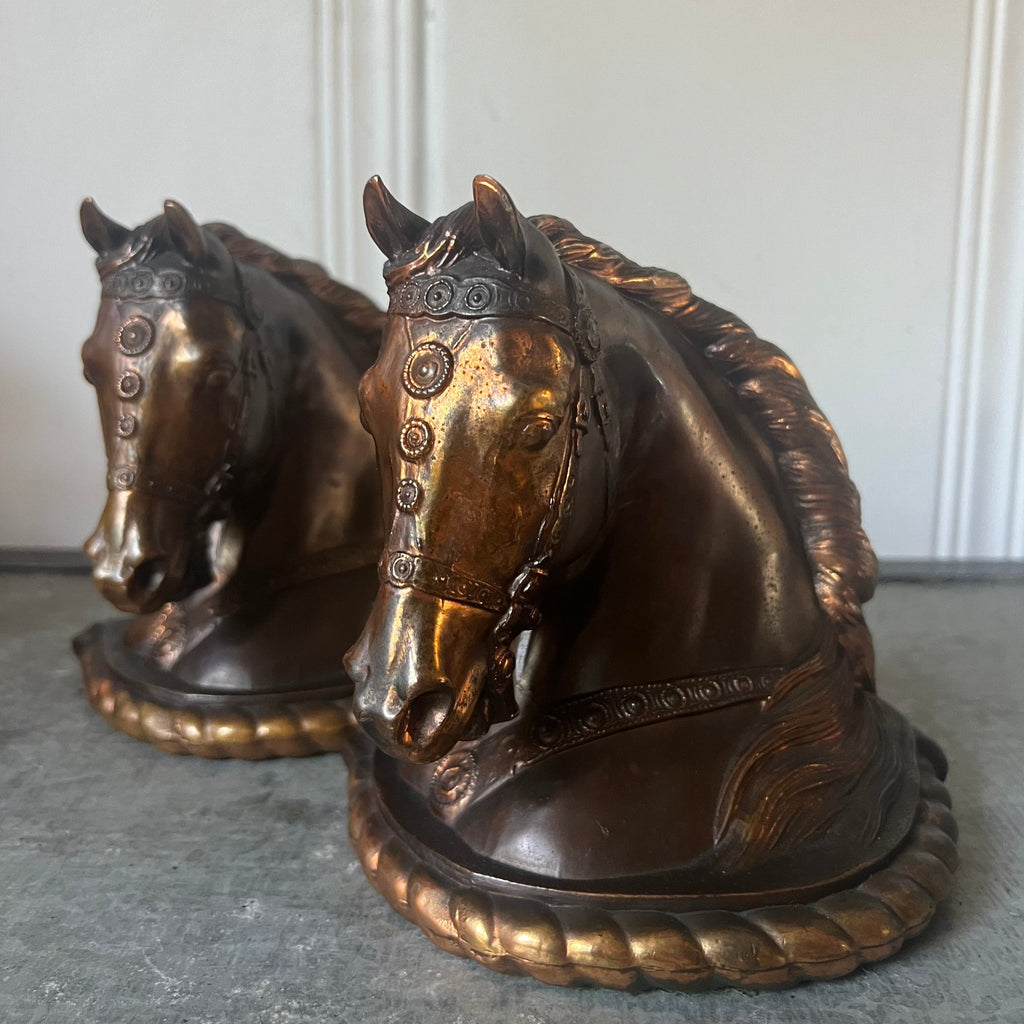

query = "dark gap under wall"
1;548;1024;582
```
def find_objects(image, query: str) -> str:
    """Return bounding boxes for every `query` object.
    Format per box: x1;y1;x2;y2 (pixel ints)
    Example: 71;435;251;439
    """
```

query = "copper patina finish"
74;199;384;758
344;176;957;989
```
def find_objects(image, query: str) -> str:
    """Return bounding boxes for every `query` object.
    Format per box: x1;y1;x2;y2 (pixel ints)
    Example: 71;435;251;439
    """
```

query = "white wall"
0;0;323;547
1;0;1020;559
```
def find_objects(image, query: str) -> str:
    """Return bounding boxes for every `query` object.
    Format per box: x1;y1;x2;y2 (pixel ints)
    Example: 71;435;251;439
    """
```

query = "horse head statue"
77;199;384;758
343;176;956;988
80;198;285;612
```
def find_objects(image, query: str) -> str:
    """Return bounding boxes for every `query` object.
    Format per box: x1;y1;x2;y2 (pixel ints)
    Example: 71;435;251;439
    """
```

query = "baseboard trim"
0;548;91;573
1;548;1023;582
877;558;1024;582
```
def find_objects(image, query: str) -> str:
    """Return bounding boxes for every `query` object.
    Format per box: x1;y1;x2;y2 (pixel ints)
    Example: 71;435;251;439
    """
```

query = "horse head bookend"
345;176;958;989
74;198;385;758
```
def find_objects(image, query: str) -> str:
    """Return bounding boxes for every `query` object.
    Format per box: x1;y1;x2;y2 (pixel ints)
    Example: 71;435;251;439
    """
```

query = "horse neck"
231;265;380;579
524;282;823;705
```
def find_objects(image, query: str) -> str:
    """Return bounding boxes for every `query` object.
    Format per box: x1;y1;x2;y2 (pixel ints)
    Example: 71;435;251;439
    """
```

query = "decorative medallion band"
102;265;241;306
426;663;791;815
388;274;574;335
523;669;783;766
380;549;507;614
104;472;216;507
102;267;191;300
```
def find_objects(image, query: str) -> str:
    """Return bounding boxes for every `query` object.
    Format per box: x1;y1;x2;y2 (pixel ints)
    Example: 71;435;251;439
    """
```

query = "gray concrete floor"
0;573;1021;1024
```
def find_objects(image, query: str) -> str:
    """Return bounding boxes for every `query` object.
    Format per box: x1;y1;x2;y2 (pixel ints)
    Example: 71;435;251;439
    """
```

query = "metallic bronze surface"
75;199;384;758
347;732;957;990
345;175;957;987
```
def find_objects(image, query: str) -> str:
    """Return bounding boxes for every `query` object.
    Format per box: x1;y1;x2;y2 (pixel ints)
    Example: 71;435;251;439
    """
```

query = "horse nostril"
404;688;454;748
132;557;167;599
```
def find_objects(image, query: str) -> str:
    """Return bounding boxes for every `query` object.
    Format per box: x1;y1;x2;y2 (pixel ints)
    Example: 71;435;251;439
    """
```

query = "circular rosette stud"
430;750;477;810
388;552;415;586
423;279;455;313
399;418;433;461
116;370;143;400
127;268;155;296
160;270;187;297
115;413;136;438
396;478;422;513
116;315;155;356
394;282;420;312
464;282;493;312
403;342;453;399
110;465;136;491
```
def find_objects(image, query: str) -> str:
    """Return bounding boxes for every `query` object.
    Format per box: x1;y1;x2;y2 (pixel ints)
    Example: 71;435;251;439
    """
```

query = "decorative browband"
388;274;574;335
381;550;507;615
101;265;240;306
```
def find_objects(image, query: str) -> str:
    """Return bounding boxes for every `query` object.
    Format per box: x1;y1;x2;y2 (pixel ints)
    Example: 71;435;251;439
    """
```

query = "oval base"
347;733;957;991
74;620;356;760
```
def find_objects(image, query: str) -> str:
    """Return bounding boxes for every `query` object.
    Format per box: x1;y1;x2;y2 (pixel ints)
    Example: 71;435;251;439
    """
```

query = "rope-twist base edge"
83;669;356;761
348;750;958;991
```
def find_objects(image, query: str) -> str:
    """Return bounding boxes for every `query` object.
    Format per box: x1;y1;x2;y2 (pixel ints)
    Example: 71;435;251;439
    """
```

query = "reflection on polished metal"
74;198;385;759
344;175;958;989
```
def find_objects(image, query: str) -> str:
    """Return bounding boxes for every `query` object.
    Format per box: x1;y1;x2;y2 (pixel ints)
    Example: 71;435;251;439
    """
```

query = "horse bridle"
379;264;613;724
99;260;271;523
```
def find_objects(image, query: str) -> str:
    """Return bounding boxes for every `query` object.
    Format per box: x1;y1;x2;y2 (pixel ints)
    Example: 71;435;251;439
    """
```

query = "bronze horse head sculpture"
344;176;956;989
75;199;385;758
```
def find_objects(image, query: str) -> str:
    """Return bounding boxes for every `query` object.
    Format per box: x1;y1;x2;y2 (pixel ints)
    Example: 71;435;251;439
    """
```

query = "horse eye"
519;416;557;451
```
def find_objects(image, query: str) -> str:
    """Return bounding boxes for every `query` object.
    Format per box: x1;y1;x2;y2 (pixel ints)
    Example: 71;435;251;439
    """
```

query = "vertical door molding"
313;0;343;273
935;0;1024;558
312;0;441;295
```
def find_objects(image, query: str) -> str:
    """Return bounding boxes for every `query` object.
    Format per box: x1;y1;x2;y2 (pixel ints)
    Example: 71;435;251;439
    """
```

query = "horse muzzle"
350;673;471;764
84;496;192;614
87;543;176;615
344;588;492;763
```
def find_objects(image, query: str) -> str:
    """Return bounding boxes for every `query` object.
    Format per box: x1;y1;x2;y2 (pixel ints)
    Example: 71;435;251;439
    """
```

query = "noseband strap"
380;550;508;614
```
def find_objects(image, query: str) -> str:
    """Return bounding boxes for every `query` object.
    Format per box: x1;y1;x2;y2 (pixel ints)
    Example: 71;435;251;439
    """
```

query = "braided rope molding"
348;753;957;990
83;672;356;761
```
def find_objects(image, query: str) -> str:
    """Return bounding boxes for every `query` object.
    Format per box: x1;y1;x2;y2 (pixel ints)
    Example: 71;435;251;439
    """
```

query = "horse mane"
206;223;385;371
533;215;878;691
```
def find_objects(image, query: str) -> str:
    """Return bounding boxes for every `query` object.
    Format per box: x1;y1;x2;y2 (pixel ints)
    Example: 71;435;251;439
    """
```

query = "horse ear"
363;176;430;260
80;198;130;256
472;175;526;277
163;199;206;264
